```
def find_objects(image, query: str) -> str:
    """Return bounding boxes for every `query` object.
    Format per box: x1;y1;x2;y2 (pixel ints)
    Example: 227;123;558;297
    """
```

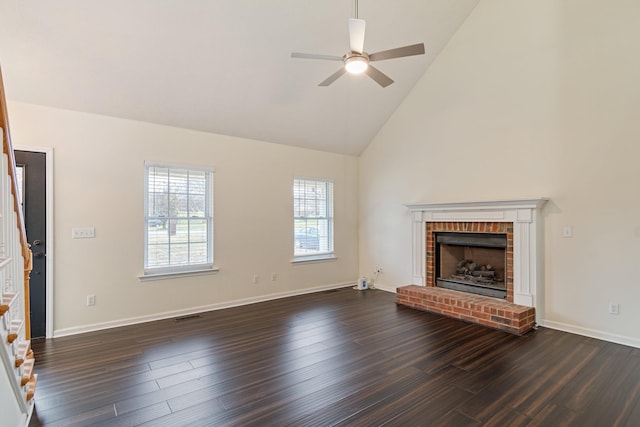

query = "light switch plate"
72;227;95;239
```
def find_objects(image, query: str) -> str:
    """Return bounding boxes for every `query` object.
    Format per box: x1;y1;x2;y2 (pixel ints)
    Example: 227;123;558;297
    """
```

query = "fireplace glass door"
435;232;507;299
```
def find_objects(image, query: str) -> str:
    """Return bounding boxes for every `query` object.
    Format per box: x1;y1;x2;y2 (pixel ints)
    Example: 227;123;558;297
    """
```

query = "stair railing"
0;65;36;425
0;67;33;336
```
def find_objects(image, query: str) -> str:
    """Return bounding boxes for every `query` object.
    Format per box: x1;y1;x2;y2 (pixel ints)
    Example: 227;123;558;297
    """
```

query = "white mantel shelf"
405;198;549;318
406;198;549;212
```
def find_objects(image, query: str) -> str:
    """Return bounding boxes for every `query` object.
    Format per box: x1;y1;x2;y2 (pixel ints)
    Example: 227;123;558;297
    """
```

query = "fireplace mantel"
405;198;548;312
406;198;548;213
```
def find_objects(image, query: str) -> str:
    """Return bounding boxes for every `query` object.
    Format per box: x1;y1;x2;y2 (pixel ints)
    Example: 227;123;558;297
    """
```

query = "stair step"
0;292;16;316
21;358;35;386
1;292;17;305
15;340;31;367
8;319;23;344
26;373;38;401
0;256;12;269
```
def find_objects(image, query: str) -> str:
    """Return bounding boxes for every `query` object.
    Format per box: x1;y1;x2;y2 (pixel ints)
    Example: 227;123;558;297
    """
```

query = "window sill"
291;254;337;264
138;266;220;282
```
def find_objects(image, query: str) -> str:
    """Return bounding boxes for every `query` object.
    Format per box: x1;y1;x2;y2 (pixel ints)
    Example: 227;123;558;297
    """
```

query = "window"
144;163;214;276
293;178;334;260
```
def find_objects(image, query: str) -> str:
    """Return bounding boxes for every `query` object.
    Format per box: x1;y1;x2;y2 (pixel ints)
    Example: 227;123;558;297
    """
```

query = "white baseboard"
60;283;639;349
53;282;355;338
370;283;397;293
540;319;640;349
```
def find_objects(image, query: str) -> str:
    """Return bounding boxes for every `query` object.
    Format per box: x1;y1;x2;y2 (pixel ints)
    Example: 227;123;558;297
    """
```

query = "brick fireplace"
428;222;513;300
397;199;547;335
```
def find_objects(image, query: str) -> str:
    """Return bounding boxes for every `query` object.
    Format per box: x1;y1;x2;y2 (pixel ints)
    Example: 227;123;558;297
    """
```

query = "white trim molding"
540;320;640;349
405;198;548;317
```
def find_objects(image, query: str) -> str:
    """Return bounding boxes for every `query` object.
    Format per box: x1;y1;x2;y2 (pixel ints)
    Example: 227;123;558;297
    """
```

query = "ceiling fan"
291;0;425;88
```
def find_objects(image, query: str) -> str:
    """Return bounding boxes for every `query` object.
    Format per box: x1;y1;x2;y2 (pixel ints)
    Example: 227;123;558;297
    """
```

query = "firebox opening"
435;232;507;299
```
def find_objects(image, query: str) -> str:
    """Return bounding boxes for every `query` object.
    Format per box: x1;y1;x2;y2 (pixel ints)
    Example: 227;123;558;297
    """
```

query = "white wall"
360;0;640;346
8;101;359;335
0;369;26;427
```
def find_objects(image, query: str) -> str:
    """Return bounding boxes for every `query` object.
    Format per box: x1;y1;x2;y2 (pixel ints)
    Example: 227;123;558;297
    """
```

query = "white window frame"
292;177;335;263
142;162;215;280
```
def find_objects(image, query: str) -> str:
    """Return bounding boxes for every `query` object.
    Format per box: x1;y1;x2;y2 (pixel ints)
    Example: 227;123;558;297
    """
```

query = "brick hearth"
396;285;536;335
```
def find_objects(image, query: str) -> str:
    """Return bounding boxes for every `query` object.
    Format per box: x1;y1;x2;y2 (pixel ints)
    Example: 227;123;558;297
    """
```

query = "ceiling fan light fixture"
344;55;369;74
290;0;425;87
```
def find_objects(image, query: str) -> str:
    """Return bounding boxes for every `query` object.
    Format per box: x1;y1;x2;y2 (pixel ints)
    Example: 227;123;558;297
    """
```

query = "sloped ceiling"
0;0;479;155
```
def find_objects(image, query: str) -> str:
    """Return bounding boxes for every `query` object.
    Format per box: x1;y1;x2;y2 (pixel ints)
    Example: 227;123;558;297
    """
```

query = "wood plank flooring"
28;288;640;426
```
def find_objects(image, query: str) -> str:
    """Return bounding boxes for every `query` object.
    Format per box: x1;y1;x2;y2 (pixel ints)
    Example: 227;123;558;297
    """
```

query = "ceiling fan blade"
369;43;425;62
291;52;343;61
349;18;366;53
319;67;347;86
365;65;394;88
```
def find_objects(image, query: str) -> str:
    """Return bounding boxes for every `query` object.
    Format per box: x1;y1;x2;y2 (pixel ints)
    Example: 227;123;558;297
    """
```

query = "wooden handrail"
0;65;33;339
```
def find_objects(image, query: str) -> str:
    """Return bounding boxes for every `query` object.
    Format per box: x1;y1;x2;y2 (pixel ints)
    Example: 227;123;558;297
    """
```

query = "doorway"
14;149;52;339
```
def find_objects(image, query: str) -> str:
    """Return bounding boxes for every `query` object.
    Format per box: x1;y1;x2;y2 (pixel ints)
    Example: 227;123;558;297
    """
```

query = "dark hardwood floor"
28;288;640;426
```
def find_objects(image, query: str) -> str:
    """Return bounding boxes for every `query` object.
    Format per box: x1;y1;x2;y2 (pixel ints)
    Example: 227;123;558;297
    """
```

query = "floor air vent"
175;314;202;322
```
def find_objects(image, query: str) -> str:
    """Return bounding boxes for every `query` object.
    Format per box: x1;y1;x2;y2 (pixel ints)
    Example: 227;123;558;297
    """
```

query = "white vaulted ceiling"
0;0;479;155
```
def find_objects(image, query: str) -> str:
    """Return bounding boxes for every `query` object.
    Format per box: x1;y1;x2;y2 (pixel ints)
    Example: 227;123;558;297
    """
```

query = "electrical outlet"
562;226;572;238
608;302;619;315
87;294;96;306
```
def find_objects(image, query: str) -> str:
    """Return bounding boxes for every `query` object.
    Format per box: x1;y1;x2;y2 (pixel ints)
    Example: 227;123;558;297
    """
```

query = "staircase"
0;67;36;426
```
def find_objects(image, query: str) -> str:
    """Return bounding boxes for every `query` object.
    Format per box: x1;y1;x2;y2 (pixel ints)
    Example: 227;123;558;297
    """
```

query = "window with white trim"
293;178;334;260
144;164;214;275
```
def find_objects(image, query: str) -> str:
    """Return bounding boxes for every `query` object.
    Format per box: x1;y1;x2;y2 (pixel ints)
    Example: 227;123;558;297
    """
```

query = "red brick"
491;315;512;325
396;285;534;335
452;306;471;316
471;311;491;321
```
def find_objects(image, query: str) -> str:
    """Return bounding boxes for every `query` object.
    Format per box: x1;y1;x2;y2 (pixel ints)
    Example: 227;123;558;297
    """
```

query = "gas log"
451;259;503;286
